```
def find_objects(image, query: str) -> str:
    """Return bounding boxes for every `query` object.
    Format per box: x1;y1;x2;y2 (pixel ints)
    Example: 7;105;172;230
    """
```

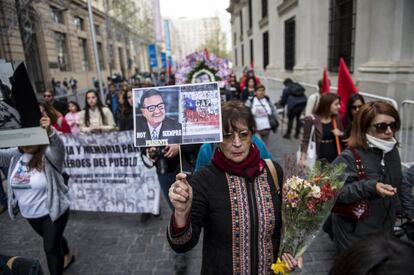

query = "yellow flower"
271;258;290;275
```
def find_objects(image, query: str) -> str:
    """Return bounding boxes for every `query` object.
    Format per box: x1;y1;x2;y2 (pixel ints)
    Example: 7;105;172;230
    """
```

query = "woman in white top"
246;84;277;144
79;90;116;133
1;116;74;275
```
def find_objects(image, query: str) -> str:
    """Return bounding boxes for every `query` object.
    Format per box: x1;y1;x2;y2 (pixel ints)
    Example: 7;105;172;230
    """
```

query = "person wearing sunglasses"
330;101;414;253
343;93;365;138
135;89;182;146
167;101;300;274
43;90;67;115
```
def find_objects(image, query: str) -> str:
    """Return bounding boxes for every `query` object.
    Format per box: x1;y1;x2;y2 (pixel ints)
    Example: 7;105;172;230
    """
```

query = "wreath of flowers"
175;50;231;87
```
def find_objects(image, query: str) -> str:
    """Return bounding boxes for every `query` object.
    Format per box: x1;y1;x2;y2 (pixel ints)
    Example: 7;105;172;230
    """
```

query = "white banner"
60;131;160;214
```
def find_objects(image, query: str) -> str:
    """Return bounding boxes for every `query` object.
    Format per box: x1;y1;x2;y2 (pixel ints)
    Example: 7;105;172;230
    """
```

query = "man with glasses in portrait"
136;89;182;146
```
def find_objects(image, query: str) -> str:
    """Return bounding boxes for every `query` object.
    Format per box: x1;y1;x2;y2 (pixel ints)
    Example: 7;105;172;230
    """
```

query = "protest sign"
60;131;160;214
0;62;48;148
133;82;221;147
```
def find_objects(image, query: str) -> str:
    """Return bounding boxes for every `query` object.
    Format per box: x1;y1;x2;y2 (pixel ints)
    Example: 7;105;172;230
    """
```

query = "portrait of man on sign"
135;89;182;146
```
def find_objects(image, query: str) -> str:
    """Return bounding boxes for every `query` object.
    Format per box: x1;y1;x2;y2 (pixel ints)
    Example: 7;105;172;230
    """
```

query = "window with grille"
94;24;100;36
79;38;89;71
240;10;243;38
263;32;269;69
262;0;268;18
248;0;253;29
54;32;70;71
97;42;105;69
284;17;295;71
328;0;355;72
50;6;64;24
241;44;244;67
235;48;238;66
74;17;84;31
250;39;254;67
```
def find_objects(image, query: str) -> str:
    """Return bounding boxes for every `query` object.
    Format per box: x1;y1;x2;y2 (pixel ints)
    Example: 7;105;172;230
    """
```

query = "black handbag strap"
349;147;366;180
257;97;272;116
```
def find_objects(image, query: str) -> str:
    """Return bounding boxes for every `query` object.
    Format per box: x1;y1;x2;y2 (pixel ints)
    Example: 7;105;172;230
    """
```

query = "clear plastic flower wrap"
272;157;345;274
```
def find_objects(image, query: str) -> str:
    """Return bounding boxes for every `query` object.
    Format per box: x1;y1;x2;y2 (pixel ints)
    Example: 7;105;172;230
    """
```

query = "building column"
356;0;414;102
293;0;330;81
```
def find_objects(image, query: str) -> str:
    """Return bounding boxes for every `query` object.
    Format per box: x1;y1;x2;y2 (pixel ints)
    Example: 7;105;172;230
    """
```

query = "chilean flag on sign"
337;58;358;114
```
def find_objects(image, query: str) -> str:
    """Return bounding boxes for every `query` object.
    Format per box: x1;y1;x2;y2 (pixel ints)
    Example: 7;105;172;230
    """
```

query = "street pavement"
0;127;336;275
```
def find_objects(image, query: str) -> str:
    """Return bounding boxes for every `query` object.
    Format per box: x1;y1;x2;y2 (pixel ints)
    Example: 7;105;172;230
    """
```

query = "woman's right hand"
376;182;397;197
169;173;193;227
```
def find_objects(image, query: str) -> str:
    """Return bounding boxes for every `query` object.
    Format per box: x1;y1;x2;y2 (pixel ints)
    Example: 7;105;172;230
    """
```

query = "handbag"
331;148;369;220
258;98;279;133
296;116;316;167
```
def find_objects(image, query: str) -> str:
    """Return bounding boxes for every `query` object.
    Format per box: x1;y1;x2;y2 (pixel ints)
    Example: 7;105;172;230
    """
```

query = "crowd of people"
1;66;414;275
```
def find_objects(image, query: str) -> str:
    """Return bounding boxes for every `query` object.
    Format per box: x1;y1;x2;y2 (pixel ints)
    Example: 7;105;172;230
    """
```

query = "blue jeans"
0;167;8;208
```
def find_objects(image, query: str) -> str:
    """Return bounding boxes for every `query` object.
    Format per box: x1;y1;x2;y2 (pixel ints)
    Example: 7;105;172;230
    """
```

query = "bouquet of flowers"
272;159;345;274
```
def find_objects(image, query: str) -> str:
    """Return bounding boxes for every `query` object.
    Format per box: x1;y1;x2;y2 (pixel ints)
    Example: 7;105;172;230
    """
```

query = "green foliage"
198;19;229;59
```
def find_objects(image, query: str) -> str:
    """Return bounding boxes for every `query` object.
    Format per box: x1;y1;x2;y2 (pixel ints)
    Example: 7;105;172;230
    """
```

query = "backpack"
288;82;306;97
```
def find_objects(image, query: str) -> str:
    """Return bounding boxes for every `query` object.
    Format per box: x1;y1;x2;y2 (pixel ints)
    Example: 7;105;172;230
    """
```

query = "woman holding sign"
0;116;74;275
167;101;299;274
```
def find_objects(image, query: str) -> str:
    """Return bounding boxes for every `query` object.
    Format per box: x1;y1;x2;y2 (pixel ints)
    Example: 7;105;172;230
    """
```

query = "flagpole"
87;0;105;101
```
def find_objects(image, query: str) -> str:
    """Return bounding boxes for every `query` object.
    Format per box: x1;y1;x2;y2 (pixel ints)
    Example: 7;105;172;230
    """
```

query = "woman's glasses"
372;122;398;134
223;130;250;141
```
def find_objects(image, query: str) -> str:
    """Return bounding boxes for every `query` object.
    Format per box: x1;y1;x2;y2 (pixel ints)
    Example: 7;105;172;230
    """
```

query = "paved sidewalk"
0;130;336;274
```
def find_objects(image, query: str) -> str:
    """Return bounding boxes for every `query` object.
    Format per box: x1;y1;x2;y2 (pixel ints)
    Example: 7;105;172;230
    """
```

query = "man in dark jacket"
278;78;307;139
43;90;67;115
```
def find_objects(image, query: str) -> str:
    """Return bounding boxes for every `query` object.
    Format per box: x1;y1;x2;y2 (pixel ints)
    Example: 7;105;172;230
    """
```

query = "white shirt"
305;93;320;117
79;107;116;133
11;154;48;218
251;97;271;131
148;123;162;140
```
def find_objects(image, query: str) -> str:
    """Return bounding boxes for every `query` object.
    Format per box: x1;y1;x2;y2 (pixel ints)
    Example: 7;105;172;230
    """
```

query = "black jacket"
135;116;182;146
167;162;283;274
331;147;410;252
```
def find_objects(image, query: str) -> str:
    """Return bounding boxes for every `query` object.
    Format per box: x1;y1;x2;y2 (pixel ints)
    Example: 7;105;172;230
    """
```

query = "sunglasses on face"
142;103;165;112
371;122;398;134
223;130;250;141
351;104;363;110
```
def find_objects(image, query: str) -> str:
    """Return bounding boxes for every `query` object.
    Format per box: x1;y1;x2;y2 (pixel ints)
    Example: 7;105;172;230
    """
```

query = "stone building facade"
227;0;414;104
0;0;153;93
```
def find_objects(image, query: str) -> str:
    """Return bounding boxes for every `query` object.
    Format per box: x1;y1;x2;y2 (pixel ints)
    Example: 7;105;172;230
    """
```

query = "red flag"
337;58;358;114
320;67;331;94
